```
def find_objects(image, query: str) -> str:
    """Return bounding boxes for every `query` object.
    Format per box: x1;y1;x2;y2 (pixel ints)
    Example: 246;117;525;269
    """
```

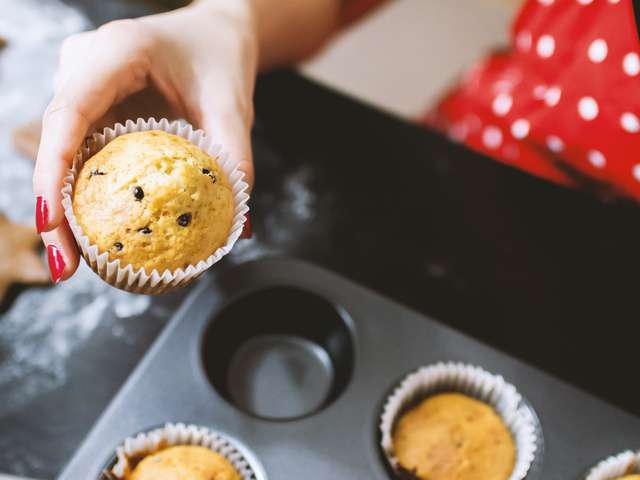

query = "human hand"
33;0;258;283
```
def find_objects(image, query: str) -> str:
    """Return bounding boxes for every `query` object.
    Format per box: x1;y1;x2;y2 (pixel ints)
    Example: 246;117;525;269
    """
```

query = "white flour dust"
0;0;144;415
0;0;87;223
230;165;318;263
0;263;150;414
264;166;318;244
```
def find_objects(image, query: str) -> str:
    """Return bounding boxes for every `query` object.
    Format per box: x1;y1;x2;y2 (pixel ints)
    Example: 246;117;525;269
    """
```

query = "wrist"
142;0;259;72
188;0;258;36
242;0;342;71
186;0;259;66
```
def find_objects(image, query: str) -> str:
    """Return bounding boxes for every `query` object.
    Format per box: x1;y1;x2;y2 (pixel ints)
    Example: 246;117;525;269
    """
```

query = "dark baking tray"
57;257;640;480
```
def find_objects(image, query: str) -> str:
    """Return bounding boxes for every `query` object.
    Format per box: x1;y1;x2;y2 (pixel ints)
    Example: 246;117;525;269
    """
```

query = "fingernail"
47;244;65;284
35;195;48;233
240;213;252;239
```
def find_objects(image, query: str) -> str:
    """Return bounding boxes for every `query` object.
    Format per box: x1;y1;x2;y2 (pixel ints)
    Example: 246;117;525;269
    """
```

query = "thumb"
199;98;254;191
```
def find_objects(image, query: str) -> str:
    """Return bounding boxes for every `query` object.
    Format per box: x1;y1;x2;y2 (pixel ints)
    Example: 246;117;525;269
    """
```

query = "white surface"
302;0;516;118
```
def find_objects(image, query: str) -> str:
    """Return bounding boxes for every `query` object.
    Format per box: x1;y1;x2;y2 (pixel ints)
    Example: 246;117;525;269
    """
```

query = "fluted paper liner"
62;118;250;294
104;422;264;480
380;362;540;480
586;450;640;480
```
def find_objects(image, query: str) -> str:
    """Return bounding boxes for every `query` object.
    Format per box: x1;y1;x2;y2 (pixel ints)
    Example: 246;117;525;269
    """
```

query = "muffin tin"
57;257;640;480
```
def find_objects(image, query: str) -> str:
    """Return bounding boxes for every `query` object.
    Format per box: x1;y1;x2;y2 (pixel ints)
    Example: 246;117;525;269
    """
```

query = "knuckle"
59;35;76;55
97;18;140;37
97;19;153;51
59;31;93;60
44;98;89;128
97;19;154;67
43;100;70;122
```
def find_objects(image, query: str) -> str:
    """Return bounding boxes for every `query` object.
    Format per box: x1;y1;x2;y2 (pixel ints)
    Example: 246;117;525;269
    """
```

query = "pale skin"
33;0;343;282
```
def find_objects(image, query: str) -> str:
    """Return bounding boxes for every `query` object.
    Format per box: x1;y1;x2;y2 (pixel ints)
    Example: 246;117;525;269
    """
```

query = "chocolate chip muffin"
72;130;234;273
128;445;241;480
392;393;516;480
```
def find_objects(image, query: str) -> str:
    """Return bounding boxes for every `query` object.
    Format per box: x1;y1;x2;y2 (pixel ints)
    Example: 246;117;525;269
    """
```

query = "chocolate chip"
177;213;192;227
138;227;152;235
113;242;123;251
89;169;106;179
202;168;216;184
133;186;144;201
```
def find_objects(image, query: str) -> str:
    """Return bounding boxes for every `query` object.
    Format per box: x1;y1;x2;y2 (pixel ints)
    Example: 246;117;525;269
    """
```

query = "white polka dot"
588;39;608;63
621;112;640;133
546;135;564;153
482;126;503;150
587;150;606;168
516;31;532;52
633;165;640;181
538;0;554;4
533;84;547;100
578;97;599;121
608;0;620;3
544;86;562;107
511;119;530;139
577;0;593;4
623;52;640;76
492;93;513;117
537;35;556;58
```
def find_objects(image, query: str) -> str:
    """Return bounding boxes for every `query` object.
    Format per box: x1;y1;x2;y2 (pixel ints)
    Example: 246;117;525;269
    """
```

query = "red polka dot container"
427;0;640;201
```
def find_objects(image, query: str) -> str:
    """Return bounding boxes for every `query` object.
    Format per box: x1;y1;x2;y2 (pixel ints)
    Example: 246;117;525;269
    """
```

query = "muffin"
107;423;257;480
585;451;640;480
392;393;516;480
129;445;241;480
72;130;234;273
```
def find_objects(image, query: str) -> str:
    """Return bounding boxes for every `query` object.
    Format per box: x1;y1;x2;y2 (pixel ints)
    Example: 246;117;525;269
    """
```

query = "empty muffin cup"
62;118;250;294
379;362;540;480
101;422;265;480
202;286;355;421
586;450;640;480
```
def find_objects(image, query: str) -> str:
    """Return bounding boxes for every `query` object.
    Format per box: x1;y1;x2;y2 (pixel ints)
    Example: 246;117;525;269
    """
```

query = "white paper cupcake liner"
380;362;540;480
62;118;250;294
586;450;640;480
103;422;266;480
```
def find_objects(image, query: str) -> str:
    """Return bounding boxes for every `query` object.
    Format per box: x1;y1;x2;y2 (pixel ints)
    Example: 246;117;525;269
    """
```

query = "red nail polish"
47;244;65;284
35;195;48;233
240;213;252;239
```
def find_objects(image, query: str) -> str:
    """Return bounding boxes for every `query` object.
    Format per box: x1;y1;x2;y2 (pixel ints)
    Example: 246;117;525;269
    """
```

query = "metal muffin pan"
57;257;640;480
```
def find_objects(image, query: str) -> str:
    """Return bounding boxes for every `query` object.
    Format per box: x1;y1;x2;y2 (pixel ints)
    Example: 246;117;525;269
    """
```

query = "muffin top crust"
128;445;241;480
72;130;234;273
392;392;515;480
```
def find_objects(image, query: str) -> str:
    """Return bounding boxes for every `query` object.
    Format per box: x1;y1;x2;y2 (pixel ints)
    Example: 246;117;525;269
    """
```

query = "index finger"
33;20;153;234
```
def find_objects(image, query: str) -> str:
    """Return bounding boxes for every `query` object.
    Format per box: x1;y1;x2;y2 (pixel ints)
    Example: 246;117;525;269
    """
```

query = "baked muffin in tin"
73;130;233;273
